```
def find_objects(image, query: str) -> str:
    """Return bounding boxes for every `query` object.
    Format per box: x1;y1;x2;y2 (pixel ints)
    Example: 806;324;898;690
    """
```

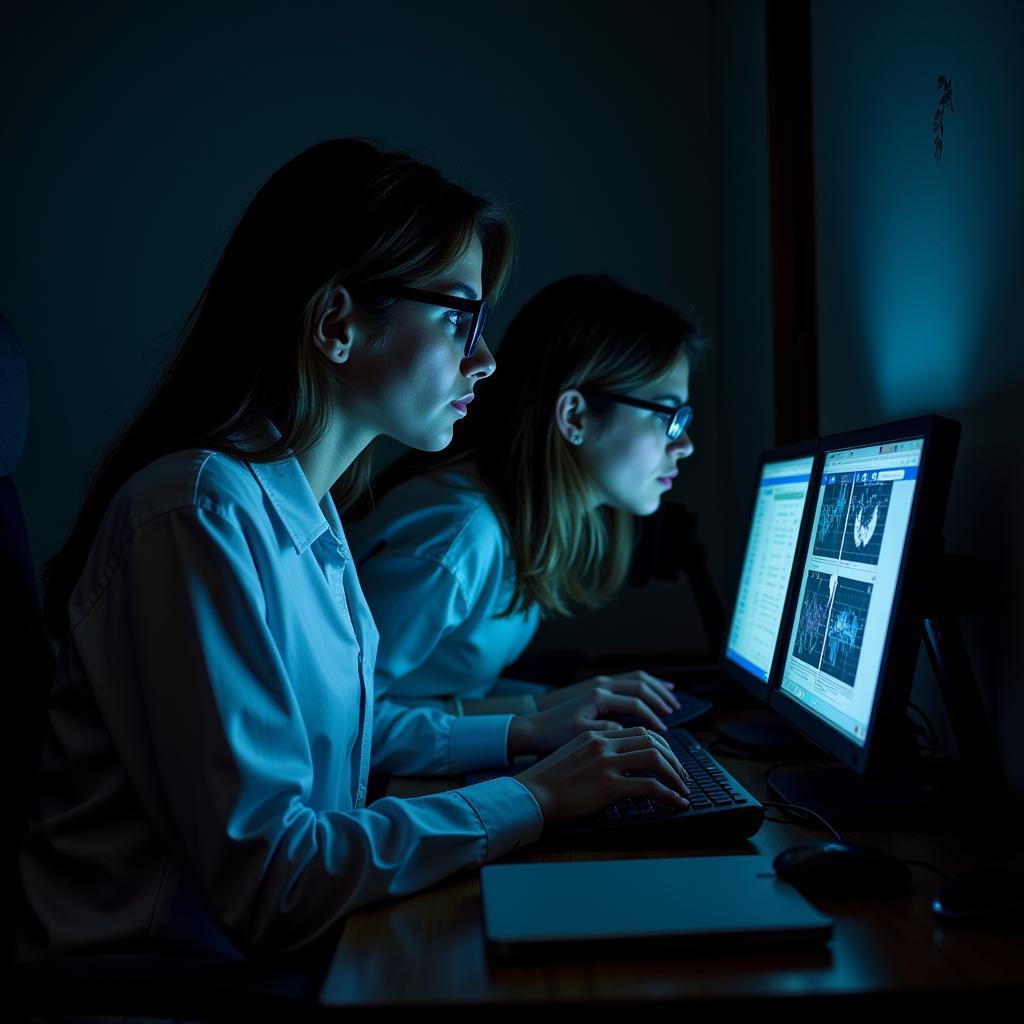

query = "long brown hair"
368;275;704;617
43;138;514;637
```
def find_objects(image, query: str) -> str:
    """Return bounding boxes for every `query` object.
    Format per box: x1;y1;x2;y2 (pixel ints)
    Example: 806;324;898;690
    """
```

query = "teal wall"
1;0;723;655
811;0;1024;792
8;0;1013;787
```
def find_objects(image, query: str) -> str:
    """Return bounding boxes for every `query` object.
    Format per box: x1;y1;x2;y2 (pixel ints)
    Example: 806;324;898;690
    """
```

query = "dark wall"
711;0;773;589
1;0;723;655
811;0;1024;793
7;1;1012;783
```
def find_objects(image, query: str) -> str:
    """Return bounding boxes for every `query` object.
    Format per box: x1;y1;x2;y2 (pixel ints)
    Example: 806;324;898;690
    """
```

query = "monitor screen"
725;454;815;684
776;437;925;746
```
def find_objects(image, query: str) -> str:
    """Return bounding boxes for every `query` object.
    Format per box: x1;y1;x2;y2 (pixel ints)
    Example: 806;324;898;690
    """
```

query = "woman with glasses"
21;144;691;966
348;275;702;750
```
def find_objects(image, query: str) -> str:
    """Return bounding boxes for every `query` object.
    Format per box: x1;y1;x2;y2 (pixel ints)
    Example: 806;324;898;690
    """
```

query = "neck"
295;405;375;503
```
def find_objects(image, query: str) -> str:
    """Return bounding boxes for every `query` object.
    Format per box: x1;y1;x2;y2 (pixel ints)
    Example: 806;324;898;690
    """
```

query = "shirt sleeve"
370;696;514;774
76;500;543;958
357;547;470;695
358;539;517;772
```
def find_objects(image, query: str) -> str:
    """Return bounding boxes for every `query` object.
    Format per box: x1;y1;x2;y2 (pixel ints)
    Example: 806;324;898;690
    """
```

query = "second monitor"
767;415;961;818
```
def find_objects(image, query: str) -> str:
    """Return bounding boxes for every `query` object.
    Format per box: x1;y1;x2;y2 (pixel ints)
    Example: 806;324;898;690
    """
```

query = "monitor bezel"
767;415;960;775
720;438;819;703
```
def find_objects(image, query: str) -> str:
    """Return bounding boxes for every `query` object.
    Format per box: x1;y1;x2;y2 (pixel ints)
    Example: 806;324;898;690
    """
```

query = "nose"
463;336;496;380
669;429;694;460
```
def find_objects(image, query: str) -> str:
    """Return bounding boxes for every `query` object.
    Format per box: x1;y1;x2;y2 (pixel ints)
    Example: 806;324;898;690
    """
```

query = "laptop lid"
481;855;833;957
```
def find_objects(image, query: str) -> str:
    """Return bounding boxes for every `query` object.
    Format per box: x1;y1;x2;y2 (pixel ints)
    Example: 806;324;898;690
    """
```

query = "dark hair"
43;138;514;637
369;274;704;617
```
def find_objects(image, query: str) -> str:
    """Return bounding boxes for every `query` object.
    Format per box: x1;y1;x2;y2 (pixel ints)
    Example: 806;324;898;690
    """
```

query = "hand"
535;671;680;717
516;728;692;823
508;683;675;757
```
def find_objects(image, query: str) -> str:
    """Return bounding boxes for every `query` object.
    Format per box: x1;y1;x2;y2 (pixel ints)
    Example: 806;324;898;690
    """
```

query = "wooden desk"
321;724;1024;1007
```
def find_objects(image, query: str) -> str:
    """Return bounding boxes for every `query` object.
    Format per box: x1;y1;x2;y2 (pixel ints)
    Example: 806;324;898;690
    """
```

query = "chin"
419;427;456;452
389;423;453;452
606;493;662;517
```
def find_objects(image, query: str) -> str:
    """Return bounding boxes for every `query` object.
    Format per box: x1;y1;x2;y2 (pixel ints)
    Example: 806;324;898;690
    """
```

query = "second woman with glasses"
347;275;704;747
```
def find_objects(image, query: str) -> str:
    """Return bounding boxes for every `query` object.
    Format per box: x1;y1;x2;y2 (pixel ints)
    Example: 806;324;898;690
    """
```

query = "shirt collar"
242;419;345;557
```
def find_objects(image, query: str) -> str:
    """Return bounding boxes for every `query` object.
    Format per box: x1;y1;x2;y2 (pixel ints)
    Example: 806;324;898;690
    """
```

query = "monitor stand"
767;756;958;825
768;552;1009;827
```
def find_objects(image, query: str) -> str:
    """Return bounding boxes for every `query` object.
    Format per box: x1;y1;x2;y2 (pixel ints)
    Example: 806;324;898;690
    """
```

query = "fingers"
586;720;624;733
594;692;668;731
636;671;681;711
604;727;691;783
615;748;691;798
617;774;691;810
601;672;681;713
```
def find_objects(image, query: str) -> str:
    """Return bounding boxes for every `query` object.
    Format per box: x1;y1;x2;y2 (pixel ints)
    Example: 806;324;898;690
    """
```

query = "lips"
450;393;474;417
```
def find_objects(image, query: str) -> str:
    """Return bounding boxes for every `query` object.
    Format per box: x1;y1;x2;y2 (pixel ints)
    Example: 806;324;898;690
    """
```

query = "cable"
761;800;843;842
907;702;939;753
902;859;951;881
906;719;936;759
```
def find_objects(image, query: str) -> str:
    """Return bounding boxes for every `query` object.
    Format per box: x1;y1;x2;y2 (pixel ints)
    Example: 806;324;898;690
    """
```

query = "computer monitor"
769;415;960;777
721;442;817;702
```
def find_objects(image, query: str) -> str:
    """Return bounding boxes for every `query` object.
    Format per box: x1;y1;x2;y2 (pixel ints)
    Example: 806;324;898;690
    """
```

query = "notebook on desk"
480;855;833;958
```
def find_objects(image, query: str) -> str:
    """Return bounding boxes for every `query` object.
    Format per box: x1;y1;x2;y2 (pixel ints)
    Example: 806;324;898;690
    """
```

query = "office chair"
1;314;53;969
1;316;316;1019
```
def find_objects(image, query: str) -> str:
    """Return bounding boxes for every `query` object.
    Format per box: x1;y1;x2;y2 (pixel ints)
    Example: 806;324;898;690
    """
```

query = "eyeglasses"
390;286;490;359
584;390;693;440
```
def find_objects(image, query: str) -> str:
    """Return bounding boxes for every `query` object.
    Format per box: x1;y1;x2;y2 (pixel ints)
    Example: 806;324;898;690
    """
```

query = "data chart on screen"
778;438;924;745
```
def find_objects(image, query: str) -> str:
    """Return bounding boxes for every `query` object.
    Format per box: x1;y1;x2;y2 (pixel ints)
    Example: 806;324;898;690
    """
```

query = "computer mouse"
931;867;1024;928
772;840;911;896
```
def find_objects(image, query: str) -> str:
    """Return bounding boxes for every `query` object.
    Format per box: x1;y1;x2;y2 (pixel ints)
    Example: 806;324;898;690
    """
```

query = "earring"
571;433;583;445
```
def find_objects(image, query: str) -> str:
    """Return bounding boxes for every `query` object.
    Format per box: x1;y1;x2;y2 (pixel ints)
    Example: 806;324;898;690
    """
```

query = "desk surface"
321;712;1024;1007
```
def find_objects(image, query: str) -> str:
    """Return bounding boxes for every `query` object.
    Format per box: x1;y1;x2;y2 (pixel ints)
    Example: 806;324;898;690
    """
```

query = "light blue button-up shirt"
349;472;542;708
19;446;543;960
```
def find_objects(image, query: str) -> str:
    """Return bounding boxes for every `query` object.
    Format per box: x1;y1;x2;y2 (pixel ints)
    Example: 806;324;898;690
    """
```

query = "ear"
313;286;359;365
554;388;589;445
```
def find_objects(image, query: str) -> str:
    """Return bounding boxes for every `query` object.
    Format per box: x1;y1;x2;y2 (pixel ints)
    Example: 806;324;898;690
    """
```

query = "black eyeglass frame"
583;389;693;440
389;286;490;358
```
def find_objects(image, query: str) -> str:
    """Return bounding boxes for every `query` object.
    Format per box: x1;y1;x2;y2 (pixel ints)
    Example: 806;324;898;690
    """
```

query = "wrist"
535;689;558;711
517;772;554;822
507;713;538;759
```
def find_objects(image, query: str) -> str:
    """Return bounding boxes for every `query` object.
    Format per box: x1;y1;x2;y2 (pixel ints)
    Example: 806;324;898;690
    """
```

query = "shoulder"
352;471;509;579
114;449;263;533
70;450;267;630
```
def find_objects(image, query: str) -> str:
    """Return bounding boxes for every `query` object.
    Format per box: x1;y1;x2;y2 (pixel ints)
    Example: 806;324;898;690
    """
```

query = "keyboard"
556;729;764;846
